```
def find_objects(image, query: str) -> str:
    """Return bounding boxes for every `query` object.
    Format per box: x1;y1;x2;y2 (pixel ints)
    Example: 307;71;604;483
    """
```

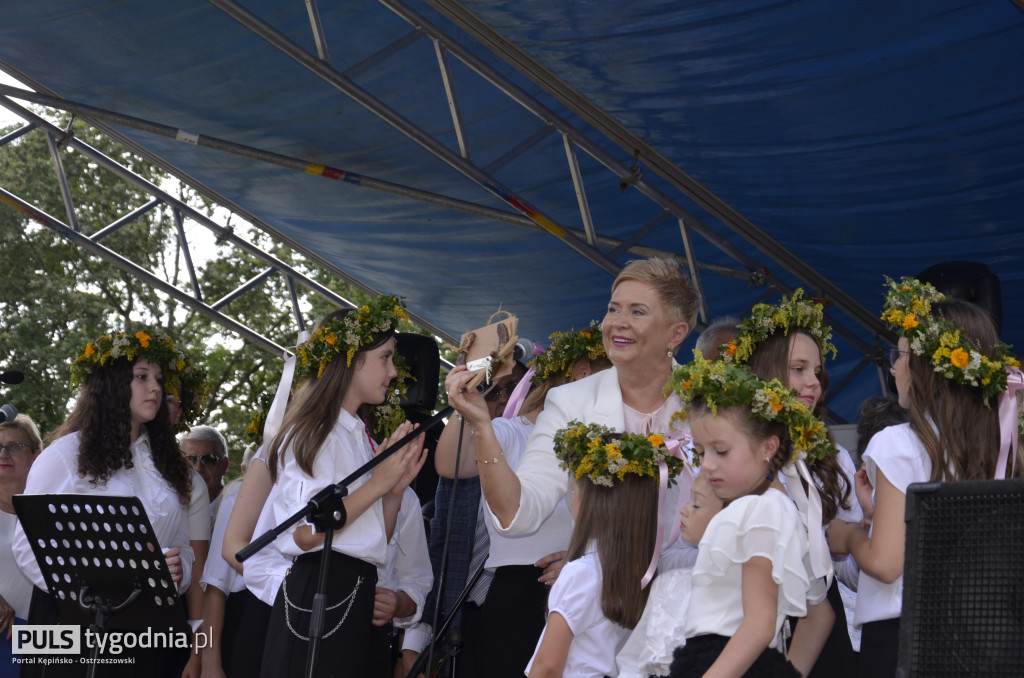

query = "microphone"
512;338;538;363
0;371;24;385
0;404;16;424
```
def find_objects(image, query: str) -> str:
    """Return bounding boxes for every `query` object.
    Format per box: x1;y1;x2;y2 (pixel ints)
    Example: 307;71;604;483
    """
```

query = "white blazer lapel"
588;366;626;430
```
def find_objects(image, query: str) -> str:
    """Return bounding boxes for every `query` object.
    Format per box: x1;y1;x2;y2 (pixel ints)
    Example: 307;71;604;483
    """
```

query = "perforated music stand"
13;494;189;675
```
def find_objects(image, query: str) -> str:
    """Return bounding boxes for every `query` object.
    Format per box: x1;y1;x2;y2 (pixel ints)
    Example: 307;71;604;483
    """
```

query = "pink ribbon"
995;366;1023;479
502;365;536;419
640;436;687;589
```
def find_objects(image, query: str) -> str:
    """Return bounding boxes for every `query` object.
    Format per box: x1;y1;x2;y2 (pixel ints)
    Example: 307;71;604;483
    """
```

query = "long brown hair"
566;474;659;628
266;309;394;481
903;299;1013;480
747;328;851;521
49;359;192;503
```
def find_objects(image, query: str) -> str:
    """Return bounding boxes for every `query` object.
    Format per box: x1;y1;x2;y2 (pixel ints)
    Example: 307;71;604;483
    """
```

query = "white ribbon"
263;330;310;445
781;457;833;587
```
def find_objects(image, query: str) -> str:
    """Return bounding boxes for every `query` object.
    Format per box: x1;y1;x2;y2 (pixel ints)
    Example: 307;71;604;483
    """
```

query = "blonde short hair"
612;257;700;327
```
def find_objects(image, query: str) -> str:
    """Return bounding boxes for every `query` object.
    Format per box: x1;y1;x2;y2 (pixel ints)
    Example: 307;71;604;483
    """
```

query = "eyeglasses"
483;384;516;402
889;348;911;365
0;442;32;457
185;453;223;467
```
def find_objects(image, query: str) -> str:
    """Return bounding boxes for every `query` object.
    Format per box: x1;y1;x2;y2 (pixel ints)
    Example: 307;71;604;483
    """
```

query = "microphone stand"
237;405;452;678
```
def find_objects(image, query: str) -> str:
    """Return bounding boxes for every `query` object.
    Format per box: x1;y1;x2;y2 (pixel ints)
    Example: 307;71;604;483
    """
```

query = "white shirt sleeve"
488;390;571;535
200;483;241;594
188;470;212;541
388;488;432;628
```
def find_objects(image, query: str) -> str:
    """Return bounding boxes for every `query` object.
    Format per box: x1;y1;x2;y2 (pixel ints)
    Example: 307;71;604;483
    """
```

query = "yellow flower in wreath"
949;348;969;369
135;331;151;348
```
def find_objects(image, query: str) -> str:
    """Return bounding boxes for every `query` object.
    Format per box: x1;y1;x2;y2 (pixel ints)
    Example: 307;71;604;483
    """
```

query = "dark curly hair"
48;358;192;504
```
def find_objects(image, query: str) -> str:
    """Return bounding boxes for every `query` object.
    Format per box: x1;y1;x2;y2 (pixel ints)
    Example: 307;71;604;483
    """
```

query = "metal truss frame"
0;0;895;412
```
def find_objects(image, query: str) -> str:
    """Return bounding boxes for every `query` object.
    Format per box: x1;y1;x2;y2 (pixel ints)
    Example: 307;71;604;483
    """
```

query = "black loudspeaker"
395;332;442;509
396;332;440;414
898;479;1024;677
916;260;1003;336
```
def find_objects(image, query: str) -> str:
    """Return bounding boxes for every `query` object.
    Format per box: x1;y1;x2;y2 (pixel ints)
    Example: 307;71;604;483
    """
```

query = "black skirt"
17;585;190;678
669;635;802;678
259;551;377;678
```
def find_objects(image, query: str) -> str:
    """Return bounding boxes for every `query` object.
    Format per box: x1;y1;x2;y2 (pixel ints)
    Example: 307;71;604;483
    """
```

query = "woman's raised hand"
445;365;492;429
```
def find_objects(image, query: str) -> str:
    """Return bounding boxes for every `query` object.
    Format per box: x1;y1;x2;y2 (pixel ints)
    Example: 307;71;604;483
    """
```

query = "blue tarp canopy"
1;0;1022;421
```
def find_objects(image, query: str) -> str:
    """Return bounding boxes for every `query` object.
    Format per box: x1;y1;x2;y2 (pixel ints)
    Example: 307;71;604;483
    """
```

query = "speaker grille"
900;479;1024;677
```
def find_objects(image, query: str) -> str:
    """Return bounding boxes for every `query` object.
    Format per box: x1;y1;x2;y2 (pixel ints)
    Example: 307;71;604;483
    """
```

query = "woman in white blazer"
447;258;700;555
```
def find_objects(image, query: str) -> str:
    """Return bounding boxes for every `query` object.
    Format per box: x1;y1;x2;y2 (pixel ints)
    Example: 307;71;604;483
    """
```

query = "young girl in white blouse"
664;354;838;678
527;421;687;678
257;297;427;678
13;329;198;678
826;277;1022;677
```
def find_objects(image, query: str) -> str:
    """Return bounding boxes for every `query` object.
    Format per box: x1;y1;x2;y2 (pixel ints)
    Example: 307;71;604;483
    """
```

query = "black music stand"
898;479;1024;677
13;494;190;677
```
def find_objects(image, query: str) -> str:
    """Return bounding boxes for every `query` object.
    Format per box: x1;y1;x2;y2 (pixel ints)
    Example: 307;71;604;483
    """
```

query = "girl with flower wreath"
825;278;1022;678
12;329;197;677
442;323;611;678
525;421;686;678
664;355;839;678
727;289;860;675
256;298;428;678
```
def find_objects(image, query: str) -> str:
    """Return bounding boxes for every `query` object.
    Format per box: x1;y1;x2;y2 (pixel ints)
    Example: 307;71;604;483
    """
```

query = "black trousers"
791;577;857;678
858;618;900;678
223;587;271;678
259;551;377;678
471;565;550;678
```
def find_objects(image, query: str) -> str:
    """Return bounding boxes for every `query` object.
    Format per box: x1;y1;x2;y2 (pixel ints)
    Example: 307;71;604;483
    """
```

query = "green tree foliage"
0;116;443;477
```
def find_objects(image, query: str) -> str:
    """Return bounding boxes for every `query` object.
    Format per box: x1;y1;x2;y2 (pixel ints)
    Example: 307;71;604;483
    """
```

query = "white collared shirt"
268;408;387;566
13;429;193;594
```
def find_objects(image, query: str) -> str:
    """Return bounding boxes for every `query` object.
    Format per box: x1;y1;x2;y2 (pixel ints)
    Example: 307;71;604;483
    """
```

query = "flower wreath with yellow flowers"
667;351;838;467
724;288;837;365
72;329;187;388
293;295;413;437
529;322;607;383
553;421;687;488
294;295;410;381
882;276;1020;406
71;329;208;427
